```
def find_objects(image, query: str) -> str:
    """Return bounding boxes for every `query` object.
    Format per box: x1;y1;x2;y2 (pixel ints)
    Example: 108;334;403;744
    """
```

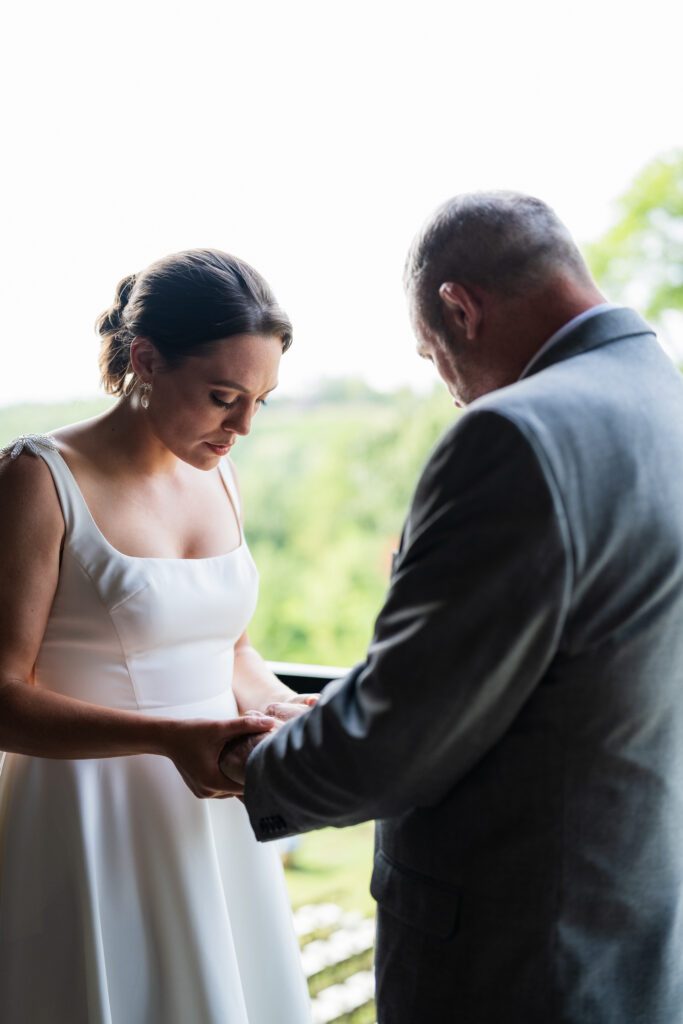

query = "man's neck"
487;276;607;386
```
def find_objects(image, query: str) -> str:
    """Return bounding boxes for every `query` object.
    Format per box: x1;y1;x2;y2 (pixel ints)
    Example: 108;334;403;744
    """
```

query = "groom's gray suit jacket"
246;307;683;1024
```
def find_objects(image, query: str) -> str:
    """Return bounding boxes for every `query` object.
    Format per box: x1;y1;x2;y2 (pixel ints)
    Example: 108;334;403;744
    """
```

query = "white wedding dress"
0;435;312;1024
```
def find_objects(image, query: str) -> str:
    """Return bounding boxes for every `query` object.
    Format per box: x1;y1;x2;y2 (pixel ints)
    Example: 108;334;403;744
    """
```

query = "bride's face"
141;333;282;468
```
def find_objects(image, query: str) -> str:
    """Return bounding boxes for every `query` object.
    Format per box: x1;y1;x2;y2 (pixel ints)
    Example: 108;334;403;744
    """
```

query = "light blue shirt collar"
519;303;623;379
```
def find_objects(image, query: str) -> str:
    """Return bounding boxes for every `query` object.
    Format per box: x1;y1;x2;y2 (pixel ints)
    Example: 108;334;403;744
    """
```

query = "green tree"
586;150;683;319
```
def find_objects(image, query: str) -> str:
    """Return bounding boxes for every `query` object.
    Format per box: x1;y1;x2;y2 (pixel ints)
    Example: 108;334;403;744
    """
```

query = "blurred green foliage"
233;384;456;665
284;821;376;914
0;383;457;666
586;149;683;319
0;399;113;443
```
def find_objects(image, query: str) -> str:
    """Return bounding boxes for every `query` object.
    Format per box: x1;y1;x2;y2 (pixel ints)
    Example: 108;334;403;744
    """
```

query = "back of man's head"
405;191;594;332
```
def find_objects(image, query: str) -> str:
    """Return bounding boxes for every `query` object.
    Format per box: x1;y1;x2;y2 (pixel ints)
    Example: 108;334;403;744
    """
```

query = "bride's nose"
224;402;255;436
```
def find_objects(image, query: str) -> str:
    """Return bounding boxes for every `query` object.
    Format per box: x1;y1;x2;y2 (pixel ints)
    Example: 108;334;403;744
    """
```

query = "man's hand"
219;727;275;786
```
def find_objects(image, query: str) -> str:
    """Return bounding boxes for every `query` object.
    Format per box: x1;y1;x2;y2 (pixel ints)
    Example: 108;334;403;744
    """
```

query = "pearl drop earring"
140;382;152;409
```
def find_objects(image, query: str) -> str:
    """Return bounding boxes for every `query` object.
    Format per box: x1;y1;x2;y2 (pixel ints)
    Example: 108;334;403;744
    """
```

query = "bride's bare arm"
0;453;272;797
232;633;318;718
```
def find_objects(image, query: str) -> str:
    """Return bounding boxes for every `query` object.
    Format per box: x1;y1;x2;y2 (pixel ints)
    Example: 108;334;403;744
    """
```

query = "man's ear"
439;282;481;341
129;337;160;382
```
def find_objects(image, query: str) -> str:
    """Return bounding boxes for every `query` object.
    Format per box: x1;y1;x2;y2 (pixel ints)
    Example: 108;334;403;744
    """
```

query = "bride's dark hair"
96;249;293;396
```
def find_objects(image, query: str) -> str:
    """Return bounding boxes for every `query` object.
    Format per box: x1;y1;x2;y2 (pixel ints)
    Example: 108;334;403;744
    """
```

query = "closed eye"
211;393;269;409
211;394;238;409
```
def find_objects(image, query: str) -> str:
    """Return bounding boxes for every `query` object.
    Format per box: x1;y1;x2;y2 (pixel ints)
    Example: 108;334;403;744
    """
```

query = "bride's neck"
91;398;182;478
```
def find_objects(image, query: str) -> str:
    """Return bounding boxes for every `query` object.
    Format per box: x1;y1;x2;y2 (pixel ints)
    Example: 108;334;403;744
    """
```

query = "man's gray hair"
405;191;593;330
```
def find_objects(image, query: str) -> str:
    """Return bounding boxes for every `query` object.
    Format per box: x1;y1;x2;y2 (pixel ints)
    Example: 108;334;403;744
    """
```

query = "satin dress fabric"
0;436;311;1024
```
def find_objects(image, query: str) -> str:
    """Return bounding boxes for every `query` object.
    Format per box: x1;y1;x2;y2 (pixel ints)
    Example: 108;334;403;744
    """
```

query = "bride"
0;249;313;1023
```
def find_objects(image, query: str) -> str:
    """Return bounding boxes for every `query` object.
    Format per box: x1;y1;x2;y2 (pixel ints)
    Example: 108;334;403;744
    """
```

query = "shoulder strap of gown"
1;433;81;535
217;457;241;516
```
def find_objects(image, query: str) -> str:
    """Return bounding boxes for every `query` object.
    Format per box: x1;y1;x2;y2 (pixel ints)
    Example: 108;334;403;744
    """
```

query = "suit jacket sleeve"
244;408;573;839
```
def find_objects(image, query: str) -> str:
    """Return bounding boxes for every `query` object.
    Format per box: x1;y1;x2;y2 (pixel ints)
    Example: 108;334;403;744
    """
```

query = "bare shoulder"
0;449;64;546
50;421;96;464
51;409;110;447
51;416;125;489
0;450;65;672
0;446;58;497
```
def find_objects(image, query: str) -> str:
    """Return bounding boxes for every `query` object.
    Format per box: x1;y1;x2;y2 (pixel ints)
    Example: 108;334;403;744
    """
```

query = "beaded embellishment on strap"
0;433;58;460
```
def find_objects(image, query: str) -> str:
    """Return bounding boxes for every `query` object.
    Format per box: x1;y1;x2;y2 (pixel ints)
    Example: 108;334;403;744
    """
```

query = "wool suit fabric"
246;307;683;1023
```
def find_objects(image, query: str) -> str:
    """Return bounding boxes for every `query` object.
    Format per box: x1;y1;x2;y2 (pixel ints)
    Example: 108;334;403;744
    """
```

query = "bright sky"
1;0;682;406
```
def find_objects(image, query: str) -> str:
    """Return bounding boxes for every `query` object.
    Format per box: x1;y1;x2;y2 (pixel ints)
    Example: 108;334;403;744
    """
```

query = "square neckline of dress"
49;439;246;564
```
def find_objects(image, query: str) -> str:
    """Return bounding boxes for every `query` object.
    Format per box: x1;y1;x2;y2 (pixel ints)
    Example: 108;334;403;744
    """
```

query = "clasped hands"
168;693;318;800
218;693;317;793
218;693;318;795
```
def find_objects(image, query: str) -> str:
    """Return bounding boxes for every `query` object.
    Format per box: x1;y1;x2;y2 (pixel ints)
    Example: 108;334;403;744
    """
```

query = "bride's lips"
205;441;234;455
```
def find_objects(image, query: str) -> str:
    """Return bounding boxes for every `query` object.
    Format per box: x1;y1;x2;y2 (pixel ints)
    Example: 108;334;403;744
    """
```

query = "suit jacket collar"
519;306;655;380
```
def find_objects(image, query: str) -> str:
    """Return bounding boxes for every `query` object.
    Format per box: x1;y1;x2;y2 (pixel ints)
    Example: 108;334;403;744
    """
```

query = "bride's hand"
263;693;320;722
165;714;276;799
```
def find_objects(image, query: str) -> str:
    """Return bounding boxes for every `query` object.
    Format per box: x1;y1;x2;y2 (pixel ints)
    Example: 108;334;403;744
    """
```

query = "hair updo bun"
95;250;292;397
95;274;138;395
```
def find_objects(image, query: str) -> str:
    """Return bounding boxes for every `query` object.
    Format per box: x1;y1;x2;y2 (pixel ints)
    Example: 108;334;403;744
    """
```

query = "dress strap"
216;457;246;548
217;458;242;518
1;434;59;461
1;433;82;535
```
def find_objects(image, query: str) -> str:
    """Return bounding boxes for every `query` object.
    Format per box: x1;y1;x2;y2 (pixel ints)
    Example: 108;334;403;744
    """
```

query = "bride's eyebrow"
210;379;248;391
210;379;279;394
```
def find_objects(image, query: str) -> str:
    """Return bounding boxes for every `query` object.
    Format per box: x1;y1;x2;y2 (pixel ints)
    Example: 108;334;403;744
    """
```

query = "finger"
241;713;278;732
265;702;305;721
222;714;277;739
220;732;264;759
210;781;243;797
212;772;243;790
